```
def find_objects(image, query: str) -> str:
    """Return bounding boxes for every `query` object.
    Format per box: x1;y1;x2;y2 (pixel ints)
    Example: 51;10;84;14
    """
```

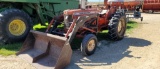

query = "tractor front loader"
17;30;72;69
17;0;127;69
17;12;99;69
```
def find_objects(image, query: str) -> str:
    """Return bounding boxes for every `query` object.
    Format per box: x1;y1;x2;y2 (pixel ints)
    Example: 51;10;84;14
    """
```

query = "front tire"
81;34;98;56
0;9;32;44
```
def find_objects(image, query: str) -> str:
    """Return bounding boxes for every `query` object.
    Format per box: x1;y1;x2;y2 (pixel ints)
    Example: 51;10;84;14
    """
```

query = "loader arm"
67;14;98;43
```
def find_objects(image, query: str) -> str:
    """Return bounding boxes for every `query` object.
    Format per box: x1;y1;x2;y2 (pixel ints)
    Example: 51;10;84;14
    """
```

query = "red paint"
143;0;160;12
104;0;160;12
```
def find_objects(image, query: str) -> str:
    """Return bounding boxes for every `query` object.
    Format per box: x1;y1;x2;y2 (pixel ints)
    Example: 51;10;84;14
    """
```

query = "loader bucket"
17;30;72;69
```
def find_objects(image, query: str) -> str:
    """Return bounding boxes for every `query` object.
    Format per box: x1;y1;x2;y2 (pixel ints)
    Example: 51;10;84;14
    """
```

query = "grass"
0;43;22;56
126;21;138;33
33;23;48;32
0;21;138;56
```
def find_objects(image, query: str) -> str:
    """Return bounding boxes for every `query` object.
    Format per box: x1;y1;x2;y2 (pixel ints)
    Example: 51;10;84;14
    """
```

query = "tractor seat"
99;10;108;17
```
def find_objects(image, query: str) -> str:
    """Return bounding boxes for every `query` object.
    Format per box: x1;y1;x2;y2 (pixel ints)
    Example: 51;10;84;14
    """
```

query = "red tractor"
17;0;127;68
46;0;127;55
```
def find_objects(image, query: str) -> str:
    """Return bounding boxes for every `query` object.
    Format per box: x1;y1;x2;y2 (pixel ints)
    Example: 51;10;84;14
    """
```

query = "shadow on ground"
66;35;151;69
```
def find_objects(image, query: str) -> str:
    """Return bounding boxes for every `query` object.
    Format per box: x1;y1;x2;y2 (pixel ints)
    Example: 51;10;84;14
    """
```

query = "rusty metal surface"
17;30;72;69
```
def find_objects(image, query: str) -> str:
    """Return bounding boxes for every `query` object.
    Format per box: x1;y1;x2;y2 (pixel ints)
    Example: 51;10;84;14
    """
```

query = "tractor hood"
63;9;99;15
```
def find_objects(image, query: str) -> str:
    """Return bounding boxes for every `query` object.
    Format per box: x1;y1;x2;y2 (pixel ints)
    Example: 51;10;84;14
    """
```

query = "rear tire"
81;34;97;56
0;9;32;44
108;13;126;41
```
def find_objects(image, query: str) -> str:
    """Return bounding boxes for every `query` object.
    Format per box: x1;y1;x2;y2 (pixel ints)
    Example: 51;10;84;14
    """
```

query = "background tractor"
0;0;79;44
17;0;127;69
105;0;143;22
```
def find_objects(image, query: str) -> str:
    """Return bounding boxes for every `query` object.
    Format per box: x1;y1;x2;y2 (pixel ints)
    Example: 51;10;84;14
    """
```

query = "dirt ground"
0;13;160;69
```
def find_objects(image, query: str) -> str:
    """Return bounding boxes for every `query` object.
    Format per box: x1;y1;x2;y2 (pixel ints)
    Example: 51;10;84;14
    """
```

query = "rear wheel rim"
9;19;26;36
118;20;123;33
87;39;95;52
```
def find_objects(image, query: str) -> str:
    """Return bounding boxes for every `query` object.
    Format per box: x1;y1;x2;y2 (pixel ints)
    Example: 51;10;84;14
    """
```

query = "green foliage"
0;43;22;56
126;21;138;33
33;23;48;32
33;23;64;32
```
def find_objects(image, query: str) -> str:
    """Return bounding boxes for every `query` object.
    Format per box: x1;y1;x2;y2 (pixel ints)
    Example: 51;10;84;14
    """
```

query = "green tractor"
0;0;79;44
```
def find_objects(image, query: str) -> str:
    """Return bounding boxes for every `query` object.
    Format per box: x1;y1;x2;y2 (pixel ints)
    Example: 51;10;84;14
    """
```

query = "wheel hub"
87;39;95;51
9;19;26;36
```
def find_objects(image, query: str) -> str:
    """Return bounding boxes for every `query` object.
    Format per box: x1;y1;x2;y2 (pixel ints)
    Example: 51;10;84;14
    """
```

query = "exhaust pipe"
80;0;87;9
